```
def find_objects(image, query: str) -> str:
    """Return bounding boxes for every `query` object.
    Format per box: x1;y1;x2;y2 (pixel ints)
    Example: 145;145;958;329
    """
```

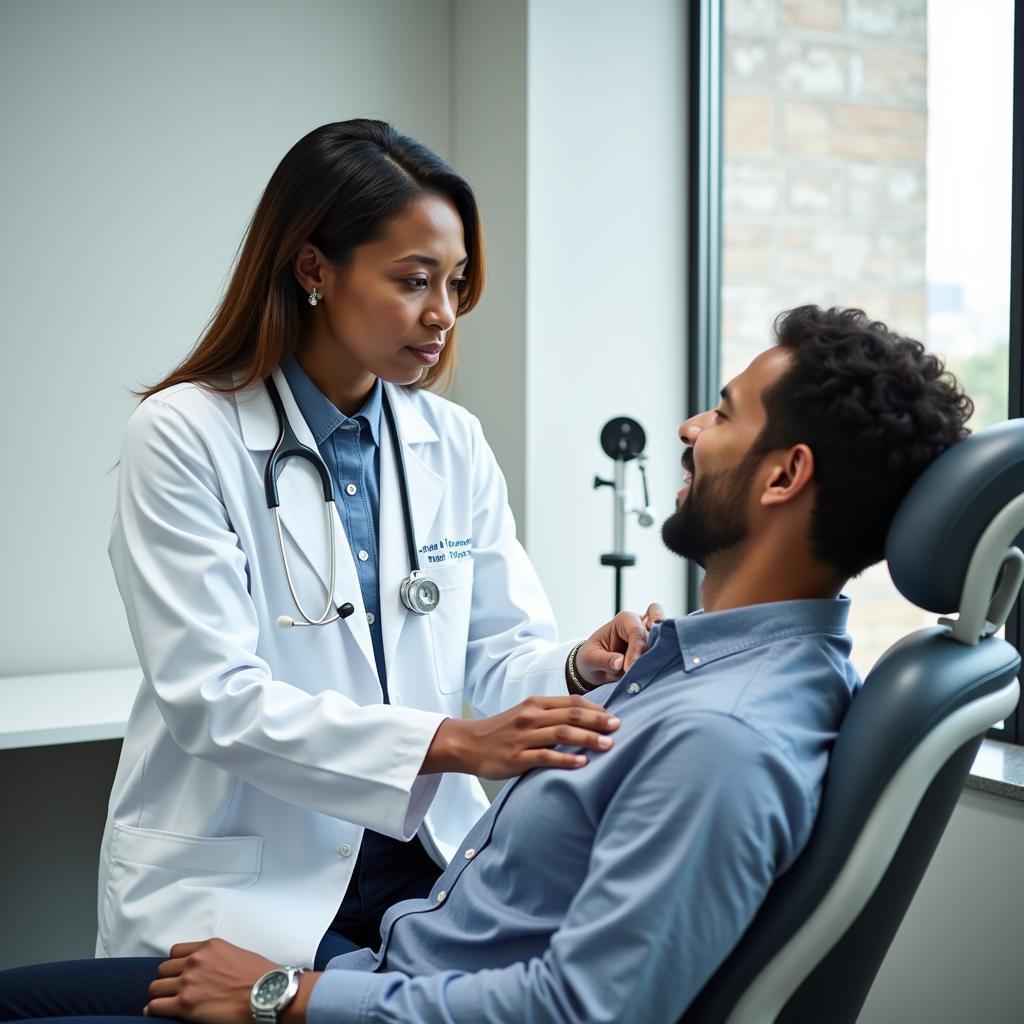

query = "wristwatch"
250;965;305;1024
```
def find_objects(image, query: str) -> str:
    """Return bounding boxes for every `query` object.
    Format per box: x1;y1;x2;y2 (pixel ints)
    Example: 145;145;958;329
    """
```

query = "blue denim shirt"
282;359;388;696
307;597;861;1024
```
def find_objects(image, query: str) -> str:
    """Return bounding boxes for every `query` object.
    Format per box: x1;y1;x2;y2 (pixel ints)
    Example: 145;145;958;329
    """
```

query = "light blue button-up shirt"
307;597;862;1023
282;358;388;697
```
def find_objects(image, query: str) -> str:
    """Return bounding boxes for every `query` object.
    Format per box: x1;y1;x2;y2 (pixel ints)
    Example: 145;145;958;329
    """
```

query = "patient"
0;305;973;1023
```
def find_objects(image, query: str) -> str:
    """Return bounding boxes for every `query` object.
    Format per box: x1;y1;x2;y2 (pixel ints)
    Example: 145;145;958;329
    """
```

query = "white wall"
450;0;529;529
0;0;454;676
452;0;689;637
526;0;688;632
2;0;689;671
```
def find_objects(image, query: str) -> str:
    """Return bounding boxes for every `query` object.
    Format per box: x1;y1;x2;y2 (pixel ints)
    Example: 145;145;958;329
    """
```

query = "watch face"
255;972;290;1006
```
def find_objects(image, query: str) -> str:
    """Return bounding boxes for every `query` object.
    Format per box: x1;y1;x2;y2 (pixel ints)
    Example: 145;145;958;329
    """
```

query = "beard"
661;456;758;567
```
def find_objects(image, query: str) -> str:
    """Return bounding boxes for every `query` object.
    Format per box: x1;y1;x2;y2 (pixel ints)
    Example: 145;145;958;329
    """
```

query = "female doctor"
98;119;657;969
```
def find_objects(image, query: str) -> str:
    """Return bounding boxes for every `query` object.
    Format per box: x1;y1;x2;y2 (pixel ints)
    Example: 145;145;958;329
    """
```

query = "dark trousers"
328;831;442;951
0;834;440;1020
0;957;162;1022
0;932;362;1023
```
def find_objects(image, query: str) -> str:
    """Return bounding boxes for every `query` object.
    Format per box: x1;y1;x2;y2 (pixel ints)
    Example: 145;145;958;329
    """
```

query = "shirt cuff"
307;967;398;1024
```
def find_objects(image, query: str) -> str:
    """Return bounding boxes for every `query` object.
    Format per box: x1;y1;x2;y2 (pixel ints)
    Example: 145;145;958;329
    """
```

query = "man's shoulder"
665;619;853;726
726;634;858;762
622;630;857;809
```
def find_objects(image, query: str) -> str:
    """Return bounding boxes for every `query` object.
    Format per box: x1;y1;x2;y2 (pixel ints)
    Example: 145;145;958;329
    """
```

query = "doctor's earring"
307;288;320;307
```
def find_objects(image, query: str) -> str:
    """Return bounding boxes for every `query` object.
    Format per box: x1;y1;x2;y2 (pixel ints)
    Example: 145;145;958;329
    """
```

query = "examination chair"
679;418;1024;1024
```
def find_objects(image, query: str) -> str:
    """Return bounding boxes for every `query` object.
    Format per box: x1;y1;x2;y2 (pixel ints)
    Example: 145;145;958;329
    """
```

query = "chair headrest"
887;418;1024;614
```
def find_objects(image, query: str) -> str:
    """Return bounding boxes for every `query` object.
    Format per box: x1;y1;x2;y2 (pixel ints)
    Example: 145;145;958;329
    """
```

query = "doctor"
99;119;657;969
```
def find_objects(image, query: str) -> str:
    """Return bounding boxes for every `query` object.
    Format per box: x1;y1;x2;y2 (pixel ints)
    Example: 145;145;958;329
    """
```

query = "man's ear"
293;242;328;295
760;444;815;507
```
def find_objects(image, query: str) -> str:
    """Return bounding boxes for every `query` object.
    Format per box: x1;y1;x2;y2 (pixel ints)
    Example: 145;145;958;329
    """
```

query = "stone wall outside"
721;0;933;674
722;0;928;385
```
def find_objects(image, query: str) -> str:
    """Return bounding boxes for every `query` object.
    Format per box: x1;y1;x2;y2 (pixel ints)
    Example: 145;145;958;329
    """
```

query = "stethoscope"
264;378;441;629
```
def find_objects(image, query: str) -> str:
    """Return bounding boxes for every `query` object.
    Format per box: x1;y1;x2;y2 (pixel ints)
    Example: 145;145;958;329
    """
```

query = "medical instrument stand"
594;417;655;614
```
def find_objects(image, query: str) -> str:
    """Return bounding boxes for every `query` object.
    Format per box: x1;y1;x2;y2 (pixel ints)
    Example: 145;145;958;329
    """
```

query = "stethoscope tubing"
381;377;422;576
272;503;338;625
263;375;429;627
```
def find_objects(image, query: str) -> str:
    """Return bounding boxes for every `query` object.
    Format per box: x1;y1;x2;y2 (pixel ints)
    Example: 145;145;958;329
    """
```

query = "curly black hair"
752;305;974;578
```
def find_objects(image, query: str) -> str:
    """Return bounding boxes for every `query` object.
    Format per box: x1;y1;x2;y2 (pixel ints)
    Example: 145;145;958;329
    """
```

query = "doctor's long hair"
139;120;485;400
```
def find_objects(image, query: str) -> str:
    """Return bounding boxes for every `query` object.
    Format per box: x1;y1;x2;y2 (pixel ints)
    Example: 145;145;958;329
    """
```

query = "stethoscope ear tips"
276;615;297;629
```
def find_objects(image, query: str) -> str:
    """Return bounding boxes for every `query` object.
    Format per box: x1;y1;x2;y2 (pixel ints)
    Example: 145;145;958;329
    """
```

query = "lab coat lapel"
378;384;445;678
236;369;378;679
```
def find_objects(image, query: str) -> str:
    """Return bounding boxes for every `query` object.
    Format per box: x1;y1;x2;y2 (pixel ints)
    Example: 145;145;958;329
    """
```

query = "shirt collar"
672;596;851;674
608;596;851;699
281;357;383;447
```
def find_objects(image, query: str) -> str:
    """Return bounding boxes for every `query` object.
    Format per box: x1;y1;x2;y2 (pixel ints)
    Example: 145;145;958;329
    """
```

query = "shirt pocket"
427;559;475;694
101;823;263;955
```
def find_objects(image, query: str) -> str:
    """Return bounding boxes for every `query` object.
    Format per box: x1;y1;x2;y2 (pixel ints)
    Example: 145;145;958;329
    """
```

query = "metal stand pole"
597;456;637;615
595;417;651;616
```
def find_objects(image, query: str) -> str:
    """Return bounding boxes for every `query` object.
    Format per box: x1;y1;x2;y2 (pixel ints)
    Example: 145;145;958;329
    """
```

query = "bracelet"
565;641;589;694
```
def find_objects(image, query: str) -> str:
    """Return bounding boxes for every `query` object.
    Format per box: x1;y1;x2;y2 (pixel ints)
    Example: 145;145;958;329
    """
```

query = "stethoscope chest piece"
401;570;441;615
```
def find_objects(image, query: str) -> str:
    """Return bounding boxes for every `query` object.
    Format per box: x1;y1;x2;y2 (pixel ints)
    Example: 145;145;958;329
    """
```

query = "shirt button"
394;694;403;704
464;848;476;859
436;890;447;903
366;612;376;625
339;844;352;857
627;682;641;695
692;656;701;665
358;550;369;562
346;483;358;496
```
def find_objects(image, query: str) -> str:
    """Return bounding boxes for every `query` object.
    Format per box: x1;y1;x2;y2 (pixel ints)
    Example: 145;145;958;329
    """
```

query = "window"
689;0;1023;737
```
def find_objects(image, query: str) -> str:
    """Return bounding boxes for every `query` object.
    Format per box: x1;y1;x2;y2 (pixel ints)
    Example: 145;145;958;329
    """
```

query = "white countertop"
0;667;141;750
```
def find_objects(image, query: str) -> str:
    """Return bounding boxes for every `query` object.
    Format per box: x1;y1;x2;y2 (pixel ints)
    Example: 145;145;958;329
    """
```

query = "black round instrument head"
600;417;646;461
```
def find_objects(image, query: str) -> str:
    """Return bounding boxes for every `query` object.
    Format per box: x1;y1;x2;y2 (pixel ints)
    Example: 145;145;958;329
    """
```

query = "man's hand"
146;938;283;1024
575;603;666;687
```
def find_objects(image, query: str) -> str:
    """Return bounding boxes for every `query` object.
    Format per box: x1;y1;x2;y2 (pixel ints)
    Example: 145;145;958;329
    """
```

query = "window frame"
1002;0;1024;743
685;0;724;613
687;0;1024;742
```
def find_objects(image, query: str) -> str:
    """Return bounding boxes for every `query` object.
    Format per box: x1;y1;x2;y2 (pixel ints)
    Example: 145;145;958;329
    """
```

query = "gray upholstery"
888;418;1024;613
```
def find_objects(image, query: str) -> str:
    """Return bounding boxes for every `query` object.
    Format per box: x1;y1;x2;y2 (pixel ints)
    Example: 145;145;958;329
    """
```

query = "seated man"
0;305;973;1024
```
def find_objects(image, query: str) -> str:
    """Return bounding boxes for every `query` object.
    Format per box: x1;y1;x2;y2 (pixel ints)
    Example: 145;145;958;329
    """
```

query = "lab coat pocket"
427;559;475;694
101;823;263;954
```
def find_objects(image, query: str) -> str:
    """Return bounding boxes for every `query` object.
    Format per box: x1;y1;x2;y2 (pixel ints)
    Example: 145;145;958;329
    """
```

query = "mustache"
681;448;695;476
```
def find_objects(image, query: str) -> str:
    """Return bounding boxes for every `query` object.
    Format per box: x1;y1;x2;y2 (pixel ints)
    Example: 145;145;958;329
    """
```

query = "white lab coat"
96;368;574;964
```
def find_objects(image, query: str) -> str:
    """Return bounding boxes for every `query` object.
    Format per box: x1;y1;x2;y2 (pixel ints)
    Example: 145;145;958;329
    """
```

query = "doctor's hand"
575;603;666;688
145;938;322;1024
423;695;621;779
